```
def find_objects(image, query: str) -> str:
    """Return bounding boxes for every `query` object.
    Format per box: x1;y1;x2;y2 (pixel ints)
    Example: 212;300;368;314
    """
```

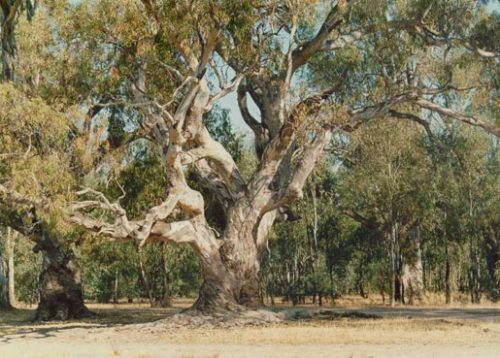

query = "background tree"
0;0;94;319
338;120;434;304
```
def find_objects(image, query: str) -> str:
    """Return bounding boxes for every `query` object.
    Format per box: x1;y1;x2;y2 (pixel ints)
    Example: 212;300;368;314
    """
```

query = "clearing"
0;299;499;357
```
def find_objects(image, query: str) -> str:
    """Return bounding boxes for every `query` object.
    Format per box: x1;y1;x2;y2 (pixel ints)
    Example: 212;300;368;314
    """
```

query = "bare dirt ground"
1;298;499;357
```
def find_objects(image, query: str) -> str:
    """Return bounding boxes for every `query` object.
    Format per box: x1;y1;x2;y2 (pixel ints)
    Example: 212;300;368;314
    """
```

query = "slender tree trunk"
294;254;300;305
267;245;275;306
0;248;10;309
0;227;15;309
112;270;119;304
467;188;481;304
328;264;335;303
390;225;397;307
358;262;367;299
7;227;16;306
160;243;171;307
138;251;154;307
394;274;402;303
445;245;451;304
469;242;481;304
309;184;320;305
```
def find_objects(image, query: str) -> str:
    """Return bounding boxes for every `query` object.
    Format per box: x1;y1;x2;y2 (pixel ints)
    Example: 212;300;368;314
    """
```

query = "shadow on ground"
0;305;177;343
1;303;499;343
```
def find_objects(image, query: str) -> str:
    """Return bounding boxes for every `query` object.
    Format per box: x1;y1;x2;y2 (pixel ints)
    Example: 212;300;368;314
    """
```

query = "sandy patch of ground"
1;300;499;357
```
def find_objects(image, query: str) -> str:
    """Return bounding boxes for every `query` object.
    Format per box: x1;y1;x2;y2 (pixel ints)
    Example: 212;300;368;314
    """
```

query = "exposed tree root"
134;309;282;330
131;308;381;330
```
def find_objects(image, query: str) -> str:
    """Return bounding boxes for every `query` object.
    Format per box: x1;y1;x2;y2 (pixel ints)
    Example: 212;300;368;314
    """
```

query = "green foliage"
1;0;499;308
80;239;200;303
263;119;499;303
81;240;139;302
12;237;42;305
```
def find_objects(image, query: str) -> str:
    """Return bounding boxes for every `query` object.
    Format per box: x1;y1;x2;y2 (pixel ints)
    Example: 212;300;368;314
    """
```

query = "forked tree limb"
70;186;213;251
414;99;499;137
264;128;334;213
291;1;350;71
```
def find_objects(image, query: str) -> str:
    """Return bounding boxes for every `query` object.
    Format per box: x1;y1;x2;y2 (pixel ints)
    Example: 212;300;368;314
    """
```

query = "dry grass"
1;297;499;357
3;305;499;346
153;318;499;346
267;292;499;308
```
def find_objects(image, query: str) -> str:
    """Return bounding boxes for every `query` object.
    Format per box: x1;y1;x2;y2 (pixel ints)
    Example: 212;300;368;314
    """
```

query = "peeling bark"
0;194;90;320
193;206;272;312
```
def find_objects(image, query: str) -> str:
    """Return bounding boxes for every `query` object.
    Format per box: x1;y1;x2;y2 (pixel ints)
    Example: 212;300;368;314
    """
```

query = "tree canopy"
0;0;498;316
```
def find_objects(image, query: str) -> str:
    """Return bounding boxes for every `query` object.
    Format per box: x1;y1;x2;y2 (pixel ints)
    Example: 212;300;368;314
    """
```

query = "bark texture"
0;0;17;82
32;225;90;320
35;250;90;321
0;187;91;320
0;250;10;309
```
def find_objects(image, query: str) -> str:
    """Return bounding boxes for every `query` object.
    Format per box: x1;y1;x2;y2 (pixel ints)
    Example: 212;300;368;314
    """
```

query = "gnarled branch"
291;1;349;72
414;99;499;137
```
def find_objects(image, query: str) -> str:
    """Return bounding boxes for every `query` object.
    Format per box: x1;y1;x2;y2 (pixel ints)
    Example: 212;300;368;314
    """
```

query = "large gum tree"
68;0;499;313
